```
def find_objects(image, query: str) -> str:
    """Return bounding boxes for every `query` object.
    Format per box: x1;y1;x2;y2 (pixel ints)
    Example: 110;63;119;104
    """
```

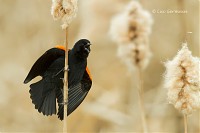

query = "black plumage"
24;39;92;120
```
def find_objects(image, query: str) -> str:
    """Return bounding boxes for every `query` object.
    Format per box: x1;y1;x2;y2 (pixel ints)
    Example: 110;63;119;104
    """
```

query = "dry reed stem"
184;114;188;133
63;28;69;133
138;67;148;133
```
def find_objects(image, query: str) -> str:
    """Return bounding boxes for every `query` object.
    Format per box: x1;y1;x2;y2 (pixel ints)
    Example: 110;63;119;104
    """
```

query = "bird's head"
73;39;91;59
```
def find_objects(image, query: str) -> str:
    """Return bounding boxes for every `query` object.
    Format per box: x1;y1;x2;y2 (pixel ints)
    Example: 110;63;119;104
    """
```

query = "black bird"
24;39;92;120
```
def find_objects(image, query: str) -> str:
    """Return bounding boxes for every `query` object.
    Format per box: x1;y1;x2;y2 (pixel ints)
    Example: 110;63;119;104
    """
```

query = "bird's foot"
64;67;69;72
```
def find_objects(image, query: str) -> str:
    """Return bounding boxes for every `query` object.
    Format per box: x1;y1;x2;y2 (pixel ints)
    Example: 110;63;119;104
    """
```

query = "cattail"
51;0;78;29
165;43;200;115
109;0;153;71
109;1;153;133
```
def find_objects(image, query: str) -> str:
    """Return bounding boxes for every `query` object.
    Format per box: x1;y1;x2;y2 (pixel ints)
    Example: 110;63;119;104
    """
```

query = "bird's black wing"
57;69;92;120
67;51;87;87
29;56;65;116
24;48;65;84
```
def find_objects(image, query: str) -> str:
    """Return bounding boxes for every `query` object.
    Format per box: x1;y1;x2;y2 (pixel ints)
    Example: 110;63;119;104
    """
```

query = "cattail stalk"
184;114;188;133
63;28;69;132
109;1;153;132
138;67;148;133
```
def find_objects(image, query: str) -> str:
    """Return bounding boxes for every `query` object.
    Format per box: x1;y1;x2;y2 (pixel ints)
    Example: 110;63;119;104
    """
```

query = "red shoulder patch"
55;45;66;51
86;67;92;80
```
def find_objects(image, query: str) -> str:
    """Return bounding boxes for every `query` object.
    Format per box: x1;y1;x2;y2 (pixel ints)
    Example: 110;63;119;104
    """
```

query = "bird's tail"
29;80;57;116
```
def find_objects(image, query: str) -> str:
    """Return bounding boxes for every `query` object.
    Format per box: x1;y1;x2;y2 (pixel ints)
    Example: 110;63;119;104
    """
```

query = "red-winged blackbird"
24;39;92;120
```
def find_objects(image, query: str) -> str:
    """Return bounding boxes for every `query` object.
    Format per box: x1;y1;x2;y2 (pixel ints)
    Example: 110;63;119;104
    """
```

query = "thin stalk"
138;67;148;133
184;114;188;133
63;28;69;133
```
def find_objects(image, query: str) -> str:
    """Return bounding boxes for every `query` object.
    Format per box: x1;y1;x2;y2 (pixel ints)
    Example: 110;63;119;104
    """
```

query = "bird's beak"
86;43;91;46
84;43;91;53
85;48;90;53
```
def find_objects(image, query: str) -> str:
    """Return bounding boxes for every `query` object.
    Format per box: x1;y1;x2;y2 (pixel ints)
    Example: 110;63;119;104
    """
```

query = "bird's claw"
64;67;69;71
